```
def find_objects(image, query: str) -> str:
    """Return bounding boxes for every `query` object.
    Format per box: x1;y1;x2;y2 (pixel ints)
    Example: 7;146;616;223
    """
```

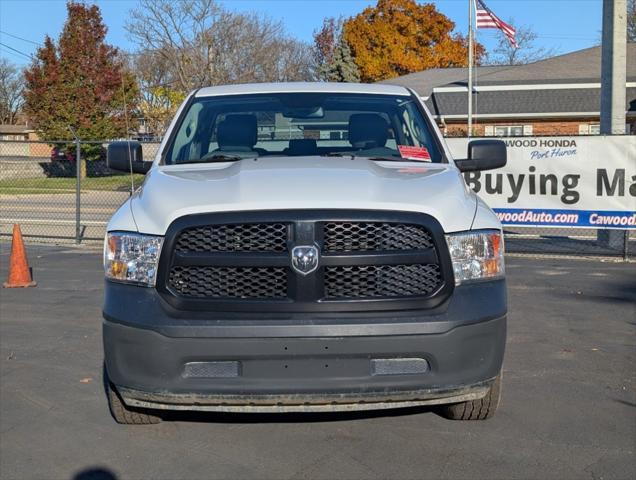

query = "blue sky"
0;0;602;67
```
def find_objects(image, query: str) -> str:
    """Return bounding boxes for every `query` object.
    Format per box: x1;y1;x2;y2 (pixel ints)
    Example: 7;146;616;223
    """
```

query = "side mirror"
107;141;152;174
455;140;507;172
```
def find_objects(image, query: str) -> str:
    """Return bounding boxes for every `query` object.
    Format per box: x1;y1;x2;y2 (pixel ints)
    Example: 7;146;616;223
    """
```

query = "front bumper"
103;279;506;412
118;380;494;413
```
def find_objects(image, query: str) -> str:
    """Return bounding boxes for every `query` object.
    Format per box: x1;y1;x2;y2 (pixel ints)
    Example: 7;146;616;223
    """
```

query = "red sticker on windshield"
398;145;431;162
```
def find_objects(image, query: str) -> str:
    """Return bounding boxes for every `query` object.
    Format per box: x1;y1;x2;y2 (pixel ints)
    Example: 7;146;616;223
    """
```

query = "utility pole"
467;0;474;137
600;0;627;135
599;0;627;251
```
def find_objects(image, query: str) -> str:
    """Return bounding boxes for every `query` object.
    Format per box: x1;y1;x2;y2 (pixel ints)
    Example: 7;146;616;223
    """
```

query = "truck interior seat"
348;113;389;149
215;115;258;153
286;139;318;156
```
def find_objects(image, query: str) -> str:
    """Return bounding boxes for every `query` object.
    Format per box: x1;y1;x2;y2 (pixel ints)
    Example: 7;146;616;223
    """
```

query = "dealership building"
383;44;636;137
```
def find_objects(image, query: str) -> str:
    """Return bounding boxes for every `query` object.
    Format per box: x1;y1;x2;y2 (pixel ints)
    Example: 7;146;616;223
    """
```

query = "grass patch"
0;175;145;195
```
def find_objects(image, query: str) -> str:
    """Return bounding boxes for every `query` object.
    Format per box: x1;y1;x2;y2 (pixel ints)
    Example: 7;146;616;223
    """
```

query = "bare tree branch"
486;20;558;65
125;0;314;93
0;58;25;124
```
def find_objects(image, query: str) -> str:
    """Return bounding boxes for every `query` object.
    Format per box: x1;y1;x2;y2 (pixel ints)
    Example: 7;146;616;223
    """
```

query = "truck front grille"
169;266;287;299
325;264;442;299
323;222;433;252
175;223;288;253
160;211;452;312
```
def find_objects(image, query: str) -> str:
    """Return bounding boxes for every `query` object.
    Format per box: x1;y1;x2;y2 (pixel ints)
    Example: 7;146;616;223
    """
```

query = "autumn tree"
343;0;481;82
129;50;184;137
24;2;139;156
314;17;340;74
313;17;360;82
0;59;24;125
487;21;557;65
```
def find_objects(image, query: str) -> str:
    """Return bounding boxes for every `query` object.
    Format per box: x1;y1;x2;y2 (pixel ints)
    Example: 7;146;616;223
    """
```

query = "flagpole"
467;0;474;138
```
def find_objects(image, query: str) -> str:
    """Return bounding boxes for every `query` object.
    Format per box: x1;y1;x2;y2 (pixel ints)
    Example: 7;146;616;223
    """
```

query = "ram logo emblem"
291;245;319;275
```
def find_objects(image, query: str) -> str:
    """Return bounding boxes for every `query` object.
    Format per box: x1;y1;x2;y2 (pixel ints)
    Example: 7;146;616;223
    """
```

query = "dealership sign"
446;136;636;229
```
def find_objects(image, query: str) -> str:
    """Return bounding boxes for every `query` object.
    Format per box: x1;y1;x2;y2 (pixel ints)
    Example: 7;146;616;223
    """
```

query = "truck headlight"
104;232;163;286
445;230;504;285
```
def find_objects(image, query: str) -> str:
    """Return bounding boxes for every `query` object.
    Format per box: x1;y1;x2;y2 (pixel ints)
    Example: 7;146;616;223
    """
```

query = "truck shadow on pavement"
158;405;438;424
73;467;118;480
550;278;636;305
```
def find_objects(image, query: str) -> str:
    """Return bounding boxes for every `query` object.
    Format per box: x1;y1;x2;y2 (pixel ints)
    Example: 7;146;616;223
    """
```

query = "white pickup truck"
103;82;507;424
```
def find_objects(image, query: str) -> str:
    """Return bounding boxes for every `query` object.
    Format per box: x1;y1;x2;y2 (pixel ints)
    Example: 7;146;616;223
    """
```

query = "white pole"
599;0;627;251
600;0;627;135
467;0;474;137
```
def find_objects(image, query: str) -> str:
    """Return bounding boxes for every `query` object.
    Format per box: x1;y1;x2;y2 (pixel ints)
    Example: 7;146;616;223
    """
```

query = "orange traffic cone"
3;224;36;288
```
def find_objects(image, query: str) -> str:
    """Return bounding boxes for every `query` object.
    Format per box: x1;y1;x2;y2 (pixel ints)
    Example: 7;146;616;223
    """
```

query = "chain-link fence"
0;140;157;244
501;226;633;258
0;139;633;258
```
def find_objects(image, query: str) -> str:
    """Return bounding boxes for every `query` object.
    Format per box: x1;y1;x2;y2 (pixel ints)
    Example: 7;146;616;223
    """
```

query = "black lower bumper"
118;380;494;413
103;280;506;412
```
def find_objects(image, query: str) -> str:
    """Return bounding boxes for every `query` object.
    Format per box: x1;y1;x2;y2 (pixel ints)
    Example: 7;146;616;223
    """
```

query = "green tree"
313;17;360;82
24;1;138;162
321;40;361;82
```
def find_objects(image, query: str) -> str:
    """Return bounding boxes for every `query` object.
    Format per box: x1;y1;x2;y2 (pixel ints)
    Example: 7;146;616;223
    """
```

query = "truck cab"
102;82;507;424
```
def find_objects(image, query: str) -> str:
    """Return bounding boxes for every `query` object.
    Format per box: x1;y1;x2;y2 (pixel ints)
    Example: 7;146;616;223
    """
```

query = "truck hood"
129;156;476;234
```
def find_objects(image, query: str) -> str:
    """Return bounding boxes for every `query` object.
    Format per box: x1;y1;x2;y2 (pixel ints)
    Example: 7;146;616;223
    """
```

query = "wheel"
437;373;502;421
105;371;161;424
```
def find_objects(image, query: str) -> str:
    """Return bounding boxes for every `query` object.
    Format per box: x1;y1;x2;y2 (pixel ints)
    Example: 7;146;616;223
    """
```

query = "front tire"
437;373;502;420
105;371;161;425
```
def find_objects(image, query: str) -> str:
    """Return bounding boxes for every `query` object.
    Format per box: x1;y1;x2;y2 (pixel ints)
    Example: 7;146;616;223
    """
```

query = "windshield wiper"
176;154;250;165
322;152;355;159
322;153;410;162
366;156;420;162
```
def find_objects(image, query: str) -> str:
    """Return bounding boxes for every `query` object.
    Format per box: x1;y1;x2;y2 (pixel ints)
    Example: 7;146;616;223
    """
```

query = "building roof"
428;87;636;119
379;65;510;97
0;124;32;134
381;44;636;119
196;82;411;98
383;44;636;94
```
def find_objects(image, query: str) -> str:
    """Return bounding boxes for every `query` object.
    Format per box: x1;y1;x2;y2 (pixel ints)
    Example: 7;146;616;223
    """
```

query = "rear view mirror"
455;140;507;172
107;141;152;174
282;106;324;119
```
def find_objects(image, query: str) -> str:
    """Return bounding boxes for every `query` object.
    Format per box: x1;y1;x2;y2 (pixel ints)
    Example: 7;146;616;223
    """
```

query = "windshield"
164;92;443;164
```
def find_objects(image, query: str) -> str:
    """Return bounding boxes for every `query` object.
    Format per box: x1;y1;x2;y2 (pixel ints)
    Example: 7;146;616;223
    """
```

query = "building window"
494;126;524;136
580;124;601;135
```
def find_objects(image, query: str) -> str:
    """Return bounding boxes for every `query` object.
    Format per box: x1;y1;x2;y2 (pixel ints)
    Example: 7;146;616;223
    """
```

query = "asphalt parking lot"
0;244;634;480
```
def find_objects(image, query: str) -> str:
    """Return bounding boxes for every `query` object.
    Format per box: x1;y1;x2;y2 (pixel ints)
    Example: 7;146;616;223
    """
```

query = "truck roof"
195;82;411;98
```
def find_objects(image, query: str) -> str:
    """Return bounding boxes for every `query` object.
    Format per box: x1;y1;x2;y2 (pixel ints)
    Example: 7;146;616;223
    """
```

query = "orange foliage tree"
343;0;483;82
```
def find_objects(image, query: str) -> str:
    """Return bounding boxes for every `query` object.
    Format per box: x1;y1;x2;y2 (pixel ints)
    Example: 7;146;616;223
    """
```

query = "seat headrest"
348;114;389;149
217;115;257;150
288;139;317;156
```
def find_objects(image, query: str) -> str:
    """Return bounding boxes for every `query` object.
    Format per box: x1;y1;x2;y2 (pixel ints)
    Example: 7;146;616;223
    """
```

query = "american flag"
474;0;518;48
